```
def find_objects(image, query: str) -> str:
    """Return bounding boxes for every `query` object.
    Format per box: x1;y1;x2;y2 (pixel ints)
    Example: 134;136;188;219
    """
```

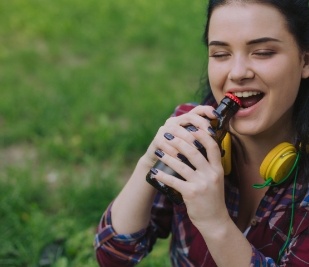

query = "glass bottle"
146;93;241;205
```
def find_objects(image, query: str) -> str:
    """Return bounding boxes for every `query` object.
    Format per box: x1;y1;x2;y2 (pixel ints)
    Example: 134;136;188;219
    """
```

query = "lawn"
0;0;207;266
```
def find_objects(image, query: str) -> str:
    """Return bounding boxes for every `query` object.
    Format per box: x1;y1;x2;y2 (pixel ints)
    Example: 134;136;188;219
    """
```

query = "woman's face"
207;3;309;138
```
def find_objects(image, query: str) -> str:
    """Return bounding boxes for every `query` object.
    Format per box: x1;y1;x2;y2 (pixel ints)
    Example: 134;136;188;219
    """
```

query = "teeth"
233;91;261;98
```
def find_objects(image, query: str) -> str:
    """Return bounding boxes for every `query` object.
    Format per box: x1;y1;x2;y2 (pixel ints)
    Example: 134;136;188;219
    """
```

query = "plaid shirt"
94;103;309;267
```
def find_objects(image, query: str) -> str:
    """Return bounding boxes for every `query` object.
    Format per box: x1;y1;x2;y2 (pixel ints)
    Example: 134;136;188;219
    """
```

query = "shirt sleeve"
172;102;199;117
94;203;148;267
94;193;174;267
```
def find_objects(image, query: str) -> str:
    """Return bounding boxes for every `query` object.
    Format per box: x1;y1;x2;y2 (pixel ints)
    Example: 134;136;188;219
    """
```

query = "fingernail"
164;133;174;140
193;140;204;150
155;149;165;158
177;153;188;162
150;168;158;175
186;125;198;132
208;126;216;136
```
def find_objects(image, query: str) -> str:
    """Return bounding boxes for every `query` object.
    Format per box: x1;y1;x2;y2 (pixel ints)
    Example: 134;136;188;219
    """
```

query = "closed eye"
209;52;230;59
252;50;276;57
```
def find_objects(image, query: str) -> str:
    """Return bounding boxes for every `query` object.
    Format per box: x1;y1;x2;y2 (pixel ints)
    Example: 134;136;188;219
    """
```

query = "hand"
144;104;216;165
148;105;230;230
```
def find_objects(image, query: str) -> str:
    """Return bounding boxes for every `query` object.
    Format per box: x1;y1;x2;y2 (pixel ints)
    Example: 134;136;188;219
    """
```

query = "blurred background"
0;0;207;266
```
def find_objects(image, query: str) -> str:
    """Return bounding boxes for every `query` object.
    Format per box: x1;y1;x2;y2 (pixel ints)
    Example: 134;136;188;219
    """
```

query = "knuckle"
165;117;176;125
163;173;177;188
191;148;202;158
177;162;189;174
185;185;200;199
212;172;222;184
172;137;182;146
208;170;222;185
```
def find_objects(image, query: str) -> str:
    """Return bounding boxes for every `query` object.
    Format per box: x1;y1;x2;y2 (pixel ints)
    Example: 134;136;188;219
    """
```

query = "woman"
95;0;309;266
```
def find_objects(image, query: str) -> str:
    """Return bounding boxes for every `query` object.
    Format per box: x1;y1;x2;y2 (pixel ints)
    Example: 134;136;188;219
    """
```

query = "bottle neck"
210;98;240;143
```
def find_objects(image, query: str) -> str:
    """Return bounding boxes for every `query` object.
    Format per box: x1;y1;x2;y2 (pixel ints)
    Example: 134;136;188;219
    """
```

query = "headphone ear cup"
259;142;297;183
221;133;232;175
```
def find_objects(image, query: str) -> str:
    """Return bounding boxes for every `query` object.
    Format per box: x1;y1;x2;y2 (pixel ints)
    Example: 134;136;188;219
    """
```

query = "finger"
154;142;197;181
150;167;188;194
187;105;217;123
151;127;181;157
190;127;220;154
165;108;214;131
190;128;223;168
152;127;199;160
166;127;211;164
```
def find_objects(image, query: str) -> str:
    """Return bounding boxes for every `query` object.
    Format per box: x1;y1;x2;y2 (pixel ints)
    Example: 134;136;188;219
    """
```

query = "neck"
231;130;295;186
233;123;295;162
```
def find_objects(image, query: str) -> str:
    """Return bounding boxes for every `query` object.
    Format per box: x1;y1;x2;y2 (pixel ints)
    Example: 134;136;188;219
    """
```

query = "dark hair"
202;0;309;147
204;0;309;50
201;0;309;185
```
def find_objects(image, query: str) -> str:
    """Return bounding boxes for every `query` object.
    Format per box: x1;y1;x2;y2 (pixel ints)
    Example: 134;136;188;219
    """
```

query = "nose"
228;56;254;82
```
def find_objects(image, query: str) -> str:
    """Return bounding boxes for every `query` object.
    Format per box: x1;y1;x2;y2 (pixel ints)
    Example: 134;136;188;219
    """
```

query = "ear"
301;52;309;79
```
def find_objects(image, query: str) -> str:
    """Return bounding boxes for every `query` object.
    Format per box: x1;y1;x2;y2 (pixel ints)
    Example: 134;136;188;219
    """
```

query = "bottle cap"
224;93;241;106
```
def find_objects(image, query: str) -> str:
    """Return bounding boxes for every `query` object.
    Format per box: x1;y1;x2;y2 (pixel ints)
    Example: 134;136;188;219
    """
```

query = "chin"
230;122;261;137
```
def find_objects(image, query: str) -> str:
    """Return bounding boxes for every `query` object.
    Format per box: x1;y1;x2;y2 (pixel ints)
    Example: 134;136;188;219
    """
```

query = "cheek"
264;66;301;98
208;64;227;90
257;55;303;90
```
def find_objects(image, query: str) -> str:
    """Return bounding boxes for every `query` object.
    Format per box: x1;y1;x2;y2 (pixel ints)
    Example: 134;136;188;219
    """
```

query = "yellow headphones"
221;133;300;263
221;132;233;176
221;133;299;184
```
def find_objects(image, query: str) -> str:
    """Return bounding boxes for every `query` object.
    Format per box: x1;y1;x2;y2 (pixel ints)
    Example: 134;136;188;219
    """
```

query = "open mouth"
232;91;264;109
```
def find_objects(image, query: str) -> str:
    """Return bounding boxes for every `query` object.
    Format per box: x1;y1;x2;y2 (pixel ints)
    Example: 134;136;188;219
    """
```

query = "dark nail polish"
150;168;158;175
186;125;198;132
164;133;174;140
208;126;216;136
193;140;204;150
177;153;188;162
177;153;196;170
146;94;241;205
155;149;165;158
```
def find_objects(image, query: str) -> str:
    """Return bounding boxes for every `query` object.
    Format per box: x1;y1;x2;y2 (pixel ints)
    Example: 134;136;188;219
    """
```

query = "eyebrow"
247;37;281;45
208;37;281;47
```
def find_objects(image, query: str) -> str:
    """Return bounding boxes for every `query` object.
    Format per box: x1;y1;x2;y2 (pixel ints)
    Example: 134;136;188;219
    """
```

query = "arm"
111;102;198;234
95;190;173;267
94;155;170;267
138;94;256;266
152;133;309;267
94;203;149;267
94;102;209;266
192;218;309;267
148;103;253;266
111;155;159;234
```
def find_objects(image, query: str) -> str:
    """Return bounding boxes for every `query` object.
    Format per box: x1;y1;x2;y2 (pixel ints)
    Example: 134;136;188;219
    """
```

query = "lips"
232;91;264;109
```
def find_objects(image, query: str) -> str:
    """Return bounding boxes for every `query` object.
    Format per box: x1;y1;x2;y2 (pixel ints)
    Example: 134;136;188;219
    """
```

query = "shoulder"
172;92;217;117
172;103;198;117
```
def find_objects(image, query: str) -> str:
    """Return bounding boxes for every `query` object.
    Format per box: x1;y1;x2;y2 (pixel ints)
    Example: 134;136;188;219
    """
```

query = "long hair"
201;0;309;185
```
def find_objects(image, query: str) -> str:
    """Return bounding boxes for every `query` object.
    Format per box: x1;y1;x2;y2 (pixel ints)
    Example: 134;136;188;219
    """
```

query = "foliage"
0;0;206;266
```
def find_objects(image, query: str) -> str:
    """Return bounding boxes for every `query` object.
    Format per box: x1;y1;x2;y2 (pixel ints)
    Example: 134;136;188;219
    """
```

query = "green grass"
0;0;207;266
